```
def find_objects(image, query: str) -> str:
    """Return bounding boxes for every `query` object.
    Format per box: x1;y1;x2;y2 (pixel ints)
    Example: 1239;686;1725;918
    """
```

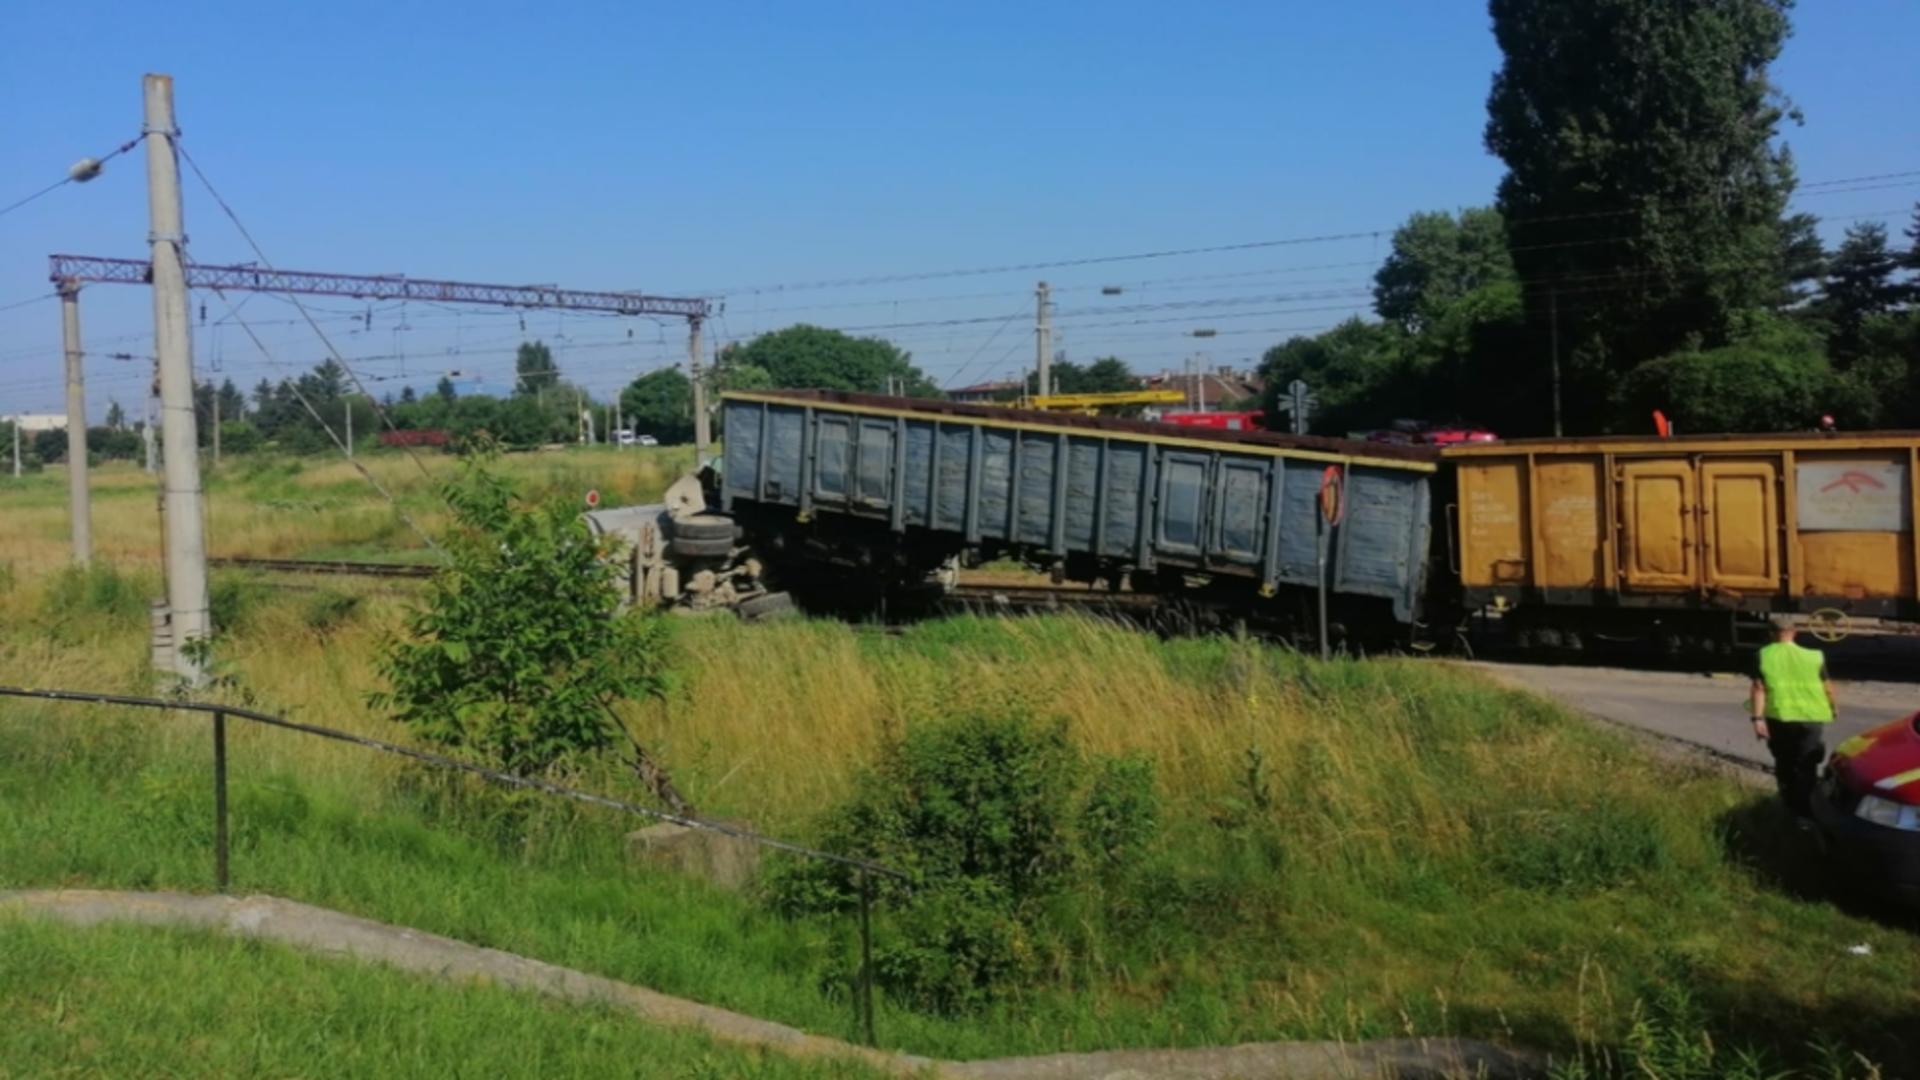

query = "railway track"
210;556;437;579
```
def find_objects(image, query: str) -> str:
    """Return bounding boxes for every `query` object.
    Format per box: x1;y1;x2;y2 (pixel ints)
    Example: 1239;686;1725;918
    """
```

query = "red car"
1358;419;1498;447
1813;711;1920;904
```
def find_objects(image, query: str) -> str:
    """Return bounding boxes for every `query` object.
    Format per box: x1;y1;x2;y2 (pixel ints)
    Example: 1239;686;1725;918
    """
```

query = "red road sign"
1318;466;1344;526
585;488;601;509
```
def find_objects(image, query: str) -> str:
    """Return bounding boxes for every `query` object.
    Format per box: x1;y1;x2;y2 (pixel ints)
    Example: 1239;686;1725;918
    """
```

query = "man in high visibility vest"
1749;619;1839;818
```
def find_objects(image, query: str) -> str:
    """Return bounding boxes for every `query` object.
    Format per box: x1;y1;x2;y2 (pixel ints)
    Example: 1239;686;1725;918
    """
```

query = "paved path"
1466;661;1917;770
2;889;1539;1080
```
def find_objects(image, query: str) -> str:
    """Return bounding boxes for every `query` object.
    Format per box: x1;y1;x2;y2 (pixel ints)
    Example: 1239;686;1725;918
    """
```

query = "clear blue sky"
2;0;1915;419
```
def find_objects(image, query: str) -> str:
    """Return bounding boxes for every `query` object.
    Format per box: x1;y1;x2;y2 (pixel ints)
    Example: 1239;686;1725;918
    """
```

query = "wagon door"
1699;460;1780;594
1618;461;1696;591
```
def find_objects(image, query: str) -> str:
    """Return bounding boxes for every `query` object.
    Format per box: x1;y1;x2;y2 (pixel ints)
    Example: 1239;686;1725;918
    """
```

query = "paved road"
1468;660;1917;770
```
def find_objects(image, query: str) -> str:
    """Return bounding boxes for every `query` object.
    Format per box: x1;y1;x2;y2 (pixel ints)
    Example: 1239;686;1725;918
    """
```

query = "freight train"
587;390;1920;655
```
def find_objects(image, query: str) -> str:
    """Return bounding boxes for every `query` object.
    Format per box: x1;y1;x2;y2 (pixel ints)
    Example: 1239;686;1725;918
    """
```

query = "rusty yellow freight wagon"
1442;432;1920;650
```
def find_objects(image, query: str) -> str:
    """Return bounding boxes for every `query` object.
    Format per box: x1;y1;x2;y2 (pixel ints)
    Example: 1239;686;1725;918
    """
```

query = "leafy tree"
1079;357;1137;393
1619;316;1828;433
218;420;263;455
86;425;142;460
1485;0;1798;422
1023;356;1138;397
371;446;684;808
399;385;418;405
1821;223;1903;366
1256;318;1409;435
435;376;458;403
1373;208;1515;332
513;341;561;397
620;368;694;444
104;400;126;430
728;324;936;396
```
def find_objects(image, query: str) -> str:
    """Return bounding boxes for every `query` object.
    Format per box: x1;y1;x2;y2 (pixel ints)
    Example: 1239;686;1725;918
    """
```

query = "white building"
2;413;67;433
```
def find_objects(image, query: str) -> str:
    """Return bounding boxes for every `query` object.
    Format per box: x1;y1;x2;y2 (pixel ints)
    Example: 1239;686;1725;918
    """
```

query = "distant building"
948;379;1022;404
1;413;67;433
1142;367;1264;412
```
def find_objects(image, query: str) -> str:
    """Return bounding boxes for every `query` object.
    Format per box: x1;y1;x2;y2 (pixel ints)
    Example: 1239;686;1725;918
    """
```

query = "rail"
0;685;902;1045
209;556;435;579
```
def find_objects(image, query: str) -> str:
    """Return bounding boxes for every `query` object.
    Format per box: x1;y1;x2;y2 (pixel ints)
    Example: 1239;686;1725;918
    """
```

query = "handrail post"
212;709;229;892
858;867;876;1046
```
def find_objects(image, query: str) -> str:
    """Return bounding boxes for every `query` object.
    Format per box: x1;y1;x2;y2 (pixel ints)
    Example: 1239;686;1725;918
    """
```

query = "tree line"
1260;0;1920;438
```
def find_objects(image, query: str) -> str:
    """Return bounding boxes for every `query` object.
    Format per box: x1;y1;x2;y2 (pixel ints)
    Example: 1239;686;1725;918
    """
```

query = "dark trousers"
1765;721;1827;817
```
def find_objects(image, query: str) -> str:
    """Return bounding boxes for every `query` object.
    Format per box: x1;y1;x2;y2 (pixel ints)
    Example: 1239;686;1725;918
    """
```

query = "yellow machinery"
1020;389;1187;415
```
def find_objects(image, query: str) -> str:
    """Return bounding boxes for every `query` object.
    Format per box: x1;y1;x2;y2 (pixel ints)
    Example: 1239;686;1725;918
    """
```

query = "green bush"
370;444;679;801
208;576;265;633
1619;318;1830;433
40;563;148;623
301;590;362;637
768;703;1159;1013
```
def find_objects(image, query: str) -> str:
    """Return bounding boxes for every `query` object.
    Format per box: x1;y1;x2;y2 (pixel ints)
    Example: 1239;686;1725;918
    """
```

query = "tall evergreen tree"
1821;222;1902;366
1485;0;1798;427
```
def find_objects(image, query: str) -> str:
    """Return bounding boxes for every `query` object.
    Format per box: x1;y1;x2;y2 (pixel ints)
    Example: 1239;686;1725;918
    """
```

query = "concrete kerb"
0;890;1545;1080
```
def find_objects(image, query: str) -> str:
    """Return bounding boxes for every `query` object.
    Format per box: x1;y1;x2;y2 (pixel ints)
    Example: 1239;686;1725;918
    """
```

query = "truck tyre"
737;591;796;621
666;514;736;542
670;535;734;559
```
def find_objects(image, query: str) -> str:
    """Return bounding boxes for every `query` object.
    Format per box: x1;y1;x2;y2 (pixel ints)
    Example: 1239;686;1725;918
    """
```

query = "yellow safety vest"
1758;642;1833;722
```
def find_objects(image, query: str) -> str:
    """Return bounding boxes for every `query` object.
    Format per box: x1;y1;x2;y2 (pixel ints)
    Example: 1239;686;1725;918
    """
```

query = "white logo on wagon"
1796;461;1910;532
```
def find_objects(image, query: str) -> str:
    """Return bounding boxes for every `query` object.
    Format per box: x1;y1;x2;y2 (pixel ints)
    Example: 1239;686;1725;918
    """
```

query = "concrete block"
627;820;761;890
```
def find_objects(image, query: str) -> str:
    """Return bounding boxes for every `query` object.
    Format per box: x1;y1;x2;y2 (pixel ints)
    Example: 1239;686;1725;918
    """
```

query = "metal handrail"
0;683;898;1044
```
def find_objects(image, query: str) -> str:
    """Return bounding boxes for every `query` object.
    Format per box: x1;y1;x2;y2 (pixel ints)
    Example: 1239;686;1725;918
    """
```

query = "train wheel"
1808;607;1851;643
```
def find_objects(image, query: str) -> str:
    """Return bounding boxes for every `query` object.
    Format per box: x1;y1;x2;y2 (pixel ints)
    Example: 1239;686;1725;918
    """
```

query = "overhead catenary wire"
202;284;444;558
0;135;146;221
175;140;440;487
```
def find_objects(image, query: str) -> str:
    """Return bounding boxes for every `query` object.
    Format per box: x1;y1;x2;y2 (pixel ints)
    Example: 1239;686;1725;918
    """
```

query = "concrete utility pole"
1034;281;1052;399
144;73;211;684
10;419;19;478
689;315;710;460
142;383;157;474
211;390;221;466
60;279;90;563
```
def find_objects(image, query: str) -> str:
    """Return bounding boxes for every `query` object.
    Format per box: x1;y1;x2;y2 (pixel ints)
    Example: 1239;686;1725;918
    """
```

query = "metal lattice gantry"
47;254;714;320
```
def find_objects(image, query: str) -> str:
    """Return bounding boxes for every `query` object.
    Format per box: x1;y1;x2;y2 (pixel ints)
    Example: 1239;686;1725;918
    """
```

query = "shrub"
40;563;147;623
371;443;682;806
1619;318;1829;433
768;703;1159;1012
301;590;362;637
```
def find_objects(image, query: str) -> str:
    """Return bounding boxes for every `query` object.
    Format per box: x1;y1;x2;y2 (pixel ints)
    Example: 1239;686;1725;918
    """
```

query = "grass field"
2;450;1916;1077
0;918;882;1079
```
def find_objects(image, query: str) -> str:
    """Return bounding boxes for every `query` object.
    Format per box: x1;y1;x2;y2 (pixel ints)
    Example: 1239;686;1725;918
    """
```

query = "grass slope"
0;918;883;1079
2;451;1916;1075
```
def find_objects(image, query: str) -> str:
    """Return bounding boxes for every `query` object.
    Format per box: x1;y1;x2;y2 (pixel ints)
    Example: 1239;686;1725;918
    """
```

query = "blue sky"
2;0;1915;419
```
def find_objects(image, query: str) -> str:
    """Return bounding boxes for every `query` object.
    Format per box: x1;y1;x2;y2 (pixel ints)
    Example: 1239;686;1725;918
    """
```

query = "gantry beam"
48;254;712;320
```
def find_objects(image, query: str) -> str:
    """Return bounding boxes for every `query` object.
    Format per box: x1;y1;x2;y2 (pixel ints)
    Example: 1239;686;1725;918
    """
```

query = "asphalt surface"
1468;659;1918;769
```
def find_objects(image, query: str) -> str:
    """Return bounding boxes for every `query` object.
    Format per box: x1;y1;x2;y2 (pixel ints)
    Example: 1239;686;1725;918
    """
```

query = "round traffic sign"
585;488;601;509
1318;466;1344;526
